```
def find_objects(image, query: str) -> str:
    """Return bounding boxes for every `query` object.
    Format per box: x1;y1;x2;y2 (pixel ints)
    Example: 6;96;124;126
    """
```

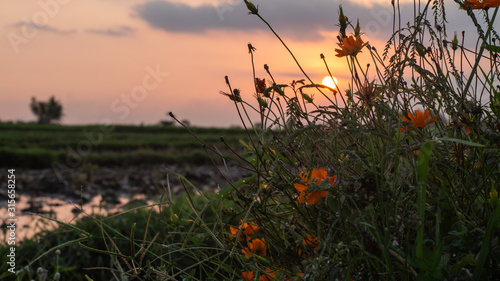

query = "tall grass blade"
473;203;500;280
416;141;434;259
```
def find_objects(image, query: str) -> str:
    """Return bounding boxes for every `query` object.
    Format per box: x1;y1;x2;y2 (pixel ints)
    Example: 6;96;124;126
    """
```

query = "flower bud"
248;43;256;53
354;19;361;37
244;0;258;15
452;32;458;51
490;188;498;206
338;5;347;38
415;42;426;57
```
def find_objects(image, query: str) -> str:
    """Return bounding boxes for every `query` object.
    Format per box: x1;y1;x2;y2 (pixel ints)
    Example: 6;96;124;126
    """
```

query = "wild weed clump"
214;0;500;280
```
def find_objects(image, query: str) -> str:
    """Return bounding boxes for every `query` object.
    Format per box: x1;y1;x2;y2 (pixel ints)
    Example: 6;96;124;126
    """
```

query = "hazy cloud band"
134;0;471;42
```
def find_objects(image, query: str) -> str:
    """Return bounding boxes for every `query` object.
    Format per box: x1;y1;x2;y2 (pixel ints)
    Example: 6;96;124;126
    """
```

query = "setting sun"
322;76;338;90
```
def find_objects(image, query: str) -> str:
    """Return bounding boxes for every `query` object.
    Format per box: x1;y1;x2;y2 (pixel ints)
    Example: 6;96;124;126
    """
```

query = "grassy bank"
0;189;237;280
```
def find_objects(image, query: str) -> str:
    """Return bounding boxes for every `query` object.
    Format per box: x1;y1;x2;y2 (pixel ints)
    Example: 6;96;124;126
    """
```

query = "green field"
0;123;248;168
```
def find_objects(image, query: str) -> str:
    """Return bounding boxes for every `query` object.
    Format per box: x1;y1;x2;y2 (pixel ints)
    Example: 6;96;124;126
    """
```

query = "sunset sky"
0;0;476;127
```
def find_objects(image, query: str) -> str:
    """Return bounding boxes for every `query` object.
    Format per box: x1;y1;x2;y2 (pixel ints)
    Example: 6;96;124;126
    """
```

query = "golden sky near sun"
0;1;337;126
0;0;469;126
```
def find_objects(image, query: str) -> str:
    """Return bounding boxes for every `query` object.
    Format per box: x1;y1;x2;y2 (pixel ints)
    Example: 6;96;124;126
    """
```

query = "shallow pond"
0;193;153;243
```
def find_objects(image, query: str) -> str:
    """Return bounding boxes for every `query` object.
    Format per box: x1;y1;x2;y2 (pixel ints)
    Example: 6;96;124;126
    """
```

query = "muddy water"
0;164;249;244
0;193;153;243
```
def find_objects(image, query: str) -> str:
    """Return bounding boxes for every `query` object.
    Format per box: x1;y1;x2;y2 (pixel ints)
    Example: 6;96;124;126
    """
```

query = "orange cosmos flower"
298;234;319;256
230;219;260;241
400;109;438;132
300;168;327;184
303;234;319;248
243;271;255;281
294;168;336;205
335;35;368;57
255;78;266;94
242;238;267;257
259;268;279;281
229;226;245;241
460;0;500;9
299;190;327;205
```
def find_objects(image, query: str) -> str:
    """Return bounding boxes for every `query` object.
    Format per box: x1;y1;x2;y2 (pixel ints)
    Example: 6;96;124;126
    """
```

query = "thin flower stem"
321;56;348;112
354;56;368;83
462;7;498;98
224;78;266;172
248;46;265;130
255;14;336;106
263;66;279;127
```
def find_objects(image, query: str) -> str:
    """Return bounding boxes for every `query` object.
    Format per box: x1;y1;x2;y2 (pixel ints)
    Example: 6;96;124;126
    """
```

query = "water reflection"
1;194;150;243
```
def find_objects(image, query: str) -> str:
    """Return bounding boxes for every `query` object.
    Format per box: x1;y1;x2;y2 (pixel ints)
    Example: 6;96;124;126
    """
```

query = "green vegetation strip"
0;124;247;168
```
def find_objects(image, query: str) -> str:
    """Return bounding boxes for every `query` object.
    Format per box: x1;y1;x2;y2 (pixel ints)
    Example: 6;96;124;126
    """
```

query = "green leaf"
417;141;434;183
416;141;434;259
416;245;443;275
436;137;485;148
485;44;500;53
263;84;287;97
473;203;500;280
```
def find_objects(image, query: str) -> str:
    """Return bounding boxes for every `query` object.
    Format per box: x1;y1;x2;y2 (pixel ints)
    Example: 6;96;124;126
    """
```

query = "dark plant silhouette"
30;96;63;124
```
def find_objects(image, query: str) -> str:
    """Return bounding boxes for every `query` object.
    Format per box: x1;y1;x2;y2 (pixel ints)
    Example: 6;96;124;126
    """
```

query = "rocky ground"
0;164;252;208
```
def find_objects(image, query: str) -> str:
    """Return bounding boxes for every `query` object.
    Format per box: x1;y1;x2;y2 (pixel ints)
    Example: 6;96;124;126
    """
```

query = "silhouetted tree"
30;96;63;124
